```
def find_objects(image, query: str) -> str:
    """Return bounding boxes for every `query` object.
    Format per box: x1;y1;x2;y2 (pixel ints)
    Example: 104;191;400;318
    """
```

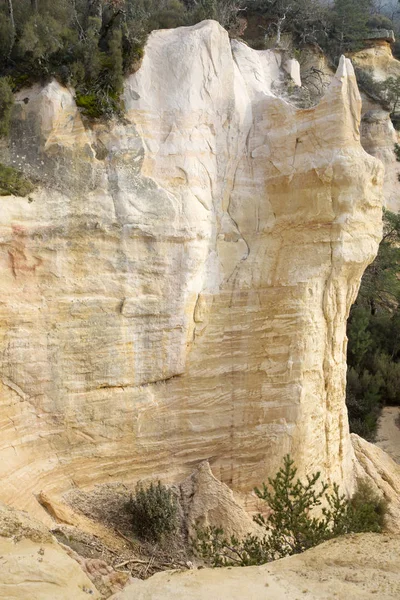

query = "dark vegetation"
193;455;386;567
0;163;34;195
130;480;179;543
126;457;385;569
0;0;240;122
61;481;191;580
0;0;399;125
346;209;400;440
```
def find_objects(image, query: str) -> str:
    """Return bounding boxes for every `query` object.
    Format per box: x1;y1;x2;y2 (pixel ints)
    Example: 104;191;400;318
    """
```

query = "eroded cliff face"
361;109;400;213
350;41;400;213
0;20;383;517
351;40;400;82
302;41;400;213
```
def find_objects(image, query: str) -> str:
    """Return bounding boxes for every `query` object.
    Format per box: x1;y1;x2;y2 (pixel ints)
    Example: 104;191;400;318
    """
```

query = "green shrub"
194;526;270;567
372;353;400;405
347;307;372;368
130;481;179;543
75;93;104;119
346;367;382;441
0;78;14;138
75;89;120;120
0;163;34;196
345;480;386;533
18;14;63;62
194;455;386;567
149;0;188;30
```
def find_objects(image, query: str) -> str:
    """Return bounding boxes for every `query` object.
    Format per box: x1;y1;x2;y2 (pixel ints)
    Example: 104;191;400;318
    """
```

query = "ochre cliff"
351;40;400;82
361;109;400;213
302;40;400;213
350;41;400;213
0;20;383;518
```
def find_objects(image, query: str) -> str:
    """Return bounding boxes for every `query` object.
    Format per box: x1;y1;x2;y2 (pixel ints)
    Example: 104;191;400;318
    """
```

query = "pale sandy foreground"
112;533;400;600
376;407;400;464
0;503;100;600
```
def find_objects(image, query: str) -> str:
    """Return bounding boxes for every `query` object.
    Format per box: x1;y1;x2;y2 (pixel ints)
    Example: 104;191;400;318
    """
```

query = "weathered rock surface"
352;433;400;534
111;533;400;600
349;42;400;212
0;502;100;599
364;29;396;44
0;20;383;516
361;110;400;213
178;461;261;539
302;42;400;212
351;42;400;82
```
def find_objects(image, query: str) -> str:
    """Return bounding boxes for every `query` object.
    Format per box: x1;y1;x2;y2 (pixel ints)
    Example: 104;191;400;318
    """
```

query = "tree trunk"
276;13;286;45
369;298;376;316
31;0;38;11
7;0;16;59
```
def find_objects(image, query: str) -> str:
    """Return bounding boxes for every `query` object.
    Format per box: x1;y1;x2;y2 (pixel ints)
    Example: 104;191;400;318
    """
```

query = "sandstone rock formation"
0;502;100;599
352;433;400;534
178;461;261;539
351;41;400;82
111;533;400;600
301;42;400;213
350;41;400;213
361;110;400;213
0;20;383;518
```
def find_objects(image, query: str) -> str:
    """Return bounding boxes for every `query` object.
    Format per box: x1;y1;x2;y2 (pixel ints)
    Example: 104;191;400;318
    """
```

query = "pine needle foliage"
0;0;396;121
346;209;400;440
194;455;386;567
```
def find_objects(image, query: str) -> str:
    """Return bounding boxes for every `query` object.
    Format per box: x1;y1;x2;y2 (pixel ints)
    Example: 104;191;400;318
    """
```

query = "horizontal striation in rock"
0;20;383;516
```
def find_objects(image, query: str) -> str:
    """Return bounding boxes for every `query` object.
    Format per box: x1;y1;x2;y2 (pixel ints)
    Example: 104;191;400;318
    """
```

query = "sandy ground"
111;533;400;600
376;406;400;464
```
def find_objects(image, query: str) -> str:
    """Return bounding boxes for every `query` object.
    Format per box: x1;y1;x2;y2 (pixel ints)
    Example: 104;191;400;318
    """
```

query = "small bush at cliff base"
345;480;386;533
193;455;386;567
0;78;14;137
130;481;179;543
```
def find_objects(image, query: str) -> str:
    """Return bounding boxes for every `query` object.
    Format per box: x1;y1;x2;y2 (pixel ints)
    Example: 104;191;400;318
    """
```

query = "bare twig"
143;555;155;577
116;528;137;548
115;558;147;569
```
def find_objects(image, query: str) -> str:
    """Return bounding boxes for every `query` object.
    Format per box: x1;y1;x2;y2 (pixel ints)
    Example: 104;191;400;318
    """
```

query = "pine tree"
194;455;386;567
332;0;373;55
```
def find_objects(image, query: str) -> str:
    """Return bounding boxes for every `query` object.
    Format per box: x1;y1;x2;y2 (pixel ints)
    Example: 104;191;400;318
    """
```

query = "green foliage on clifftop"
0;1;394;122
0;0;240;120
